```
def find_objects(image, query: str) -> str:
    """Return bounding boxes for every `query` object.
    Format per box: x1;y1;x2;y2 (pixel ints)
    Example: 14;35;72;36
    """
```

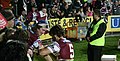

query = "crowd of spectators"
0;0;120;29
0;0;120;61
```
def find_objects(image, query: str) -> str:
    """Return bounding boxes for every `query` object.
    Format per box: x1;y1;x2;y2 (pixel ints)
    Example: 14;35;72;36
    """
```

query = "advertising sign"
107;15;120;32
111;17;120;28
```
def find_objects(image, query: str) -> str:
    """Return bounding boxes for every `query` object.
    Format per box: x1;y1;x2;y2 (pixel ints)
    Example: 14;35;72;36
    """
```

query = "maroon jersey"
28;30;39;47
57;38;74;59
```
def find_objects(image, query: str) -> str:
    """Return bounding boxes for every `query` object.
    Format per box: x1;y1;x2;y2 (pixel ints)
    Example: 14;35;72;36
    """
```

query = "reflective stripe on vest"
90;19;106;46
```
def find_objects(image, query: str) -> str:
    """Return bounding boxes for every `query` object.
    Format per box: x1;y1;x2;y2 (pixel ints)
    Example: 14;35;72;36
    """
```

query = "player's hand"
27;49;33;57
86;37;90;42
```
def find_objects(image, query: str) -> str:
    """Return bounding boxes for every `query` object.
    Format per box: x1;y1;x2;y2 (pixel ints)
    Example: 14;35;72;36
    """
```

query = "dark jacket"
0;28;7;51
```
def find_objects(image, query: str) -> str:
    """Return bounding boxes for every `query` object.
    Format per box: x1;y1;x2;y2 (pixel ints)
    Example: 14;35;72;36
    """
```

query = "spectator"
31;0;45;11
111;0;117;3
81;0;88;15
27;6;39;23
0;0;12;9
26;0;32;14
35;0;42;10
118;0;120;7
38;8;48;24
0;29;30;61
17;0;27;16
112;0;119;15
26;0;38;14
79;8;86;21
31;0;37;7
75;8;82;22
18;10;27;22
39;25;74;61
74;0;82;9
87;0;92;7
113;0;120;15
38;3;45;11
107;6;112;15
65;0;72;5
86;6;93;17
11;0;19;17
15;21;23;29
45;0;52;6
105;0;113;15
0;10;14;42
100;6;108;15
49;5;61;18
117;0;120;14
14;19;27;30
37;0;45;4
16;10;28;30
93;0;101;9
61;3;73;17
60;0;66;11
0;10;15;60
52;0;60;7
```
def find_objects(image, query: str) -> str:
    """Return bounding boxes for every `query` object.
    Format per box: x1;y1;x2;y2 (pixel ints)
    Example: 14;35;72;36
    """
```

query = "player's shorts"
47;42;60;53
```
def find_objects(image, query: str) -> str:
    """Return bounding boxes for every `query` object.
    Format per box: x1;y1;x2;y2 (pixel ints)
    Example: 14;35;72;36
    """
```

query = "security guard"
86;9;107;61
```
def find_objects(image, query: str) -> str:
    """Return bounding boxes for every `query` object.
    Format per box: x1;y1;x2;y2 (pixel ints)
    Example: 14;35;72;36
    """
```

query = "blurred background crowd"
0;0;120;30
0;0;120;61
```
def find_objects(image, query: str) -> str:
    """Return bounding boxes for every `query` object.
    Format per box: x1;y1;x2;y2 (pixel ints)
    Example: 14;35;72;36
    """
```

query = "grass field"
34;36;120;61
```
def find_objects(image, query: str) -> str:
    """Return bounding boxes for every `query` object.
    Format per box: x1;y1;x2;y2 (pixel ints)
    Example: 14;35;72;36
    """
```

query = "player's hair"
49;25;64;37
31;24;42;34
0;29;29;61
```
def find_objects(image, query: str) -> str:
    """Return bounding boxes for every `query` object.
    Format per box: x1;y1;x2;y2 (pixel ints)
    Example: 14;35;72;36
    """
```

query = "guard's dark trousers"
87;44;103;61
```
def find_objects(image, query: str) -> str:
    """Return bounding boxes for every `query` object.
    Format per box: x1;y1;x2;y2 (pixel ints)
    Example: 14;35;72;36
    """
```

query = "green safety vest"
90;19;106;46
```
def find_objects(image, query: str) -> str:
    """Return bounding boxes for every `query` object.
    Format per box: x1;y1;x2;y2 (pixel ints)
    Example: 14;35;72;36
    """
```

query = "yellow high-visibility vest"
90;19;106;46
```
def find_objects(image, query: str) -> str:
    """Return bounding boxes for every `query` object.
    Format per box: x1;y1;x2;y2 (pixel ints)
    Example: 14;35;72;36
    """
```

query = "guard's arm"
89;23;107;42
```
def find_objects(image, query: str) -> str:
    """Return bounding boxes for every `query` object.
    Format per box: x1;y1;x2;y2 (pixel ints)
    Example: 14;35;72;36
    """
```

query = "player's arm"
39;42;60;61
39;47;51;56
39;48;53;61
39;42;60;56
